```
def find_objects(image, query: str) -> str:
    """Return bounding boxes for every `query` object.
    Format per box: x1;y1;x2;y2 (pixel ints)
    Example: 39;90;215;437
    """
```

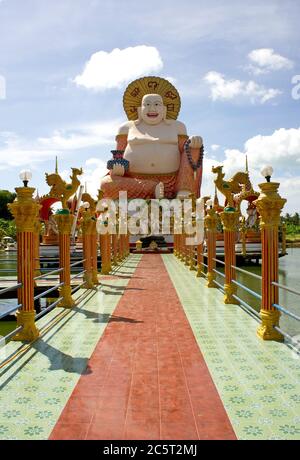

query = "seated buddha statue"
100;76;204;199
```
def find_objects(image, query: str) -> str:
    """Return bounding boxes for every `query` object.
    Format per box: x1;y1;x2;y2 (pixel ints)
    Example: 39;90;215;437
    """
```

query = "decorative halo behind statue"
123;76;181;121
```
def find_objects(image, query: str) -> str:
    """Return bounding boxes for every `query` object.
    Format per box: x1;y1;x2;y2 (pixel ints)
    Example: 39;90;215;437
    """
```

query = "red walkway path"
50;255;236;440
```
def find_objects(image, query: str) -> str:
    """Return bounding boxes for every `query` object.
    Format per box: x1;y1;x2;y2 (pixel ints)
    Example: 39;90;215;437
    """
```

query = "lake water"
1;248;300;339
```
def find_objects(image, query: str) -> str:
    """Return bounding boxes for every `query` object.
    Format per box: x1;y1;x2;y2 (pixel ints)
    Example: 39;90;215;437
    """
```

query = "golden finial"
55;156;58;174
245;155;249;174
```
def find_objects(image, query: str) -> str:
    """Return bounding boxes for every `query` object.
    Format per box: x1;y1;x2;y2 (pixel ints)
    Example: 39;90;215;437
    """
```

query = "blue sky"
0;0;299;211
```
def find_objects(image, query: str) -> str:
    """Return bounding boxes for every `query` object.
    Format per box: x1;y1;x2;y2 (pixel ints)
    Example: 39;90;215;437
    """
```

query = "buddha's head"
137;94;167;125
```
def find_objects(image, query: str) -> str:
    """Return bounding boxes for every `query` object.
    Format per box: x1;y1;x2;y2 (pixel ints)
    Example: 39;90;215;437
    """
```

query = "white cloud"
0;120;120;168
202;127;300;213
38;120;120;150
204;71;281;104
247;48;294;75
211;144;220;151
81;158;108;199
74;46;163;91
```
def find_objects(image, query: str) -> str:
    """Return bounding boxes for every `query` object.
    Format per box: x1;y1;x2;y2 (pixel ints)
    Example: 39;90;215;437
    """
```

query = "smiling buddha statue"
100;76;204;199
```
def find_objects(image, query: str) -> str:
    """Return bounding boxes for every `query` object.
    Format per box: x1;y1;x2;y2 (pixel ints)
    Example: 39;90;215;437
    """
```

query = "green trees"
0;219;16;240
281;213;300;236
0;190;17;244
0;190;16;220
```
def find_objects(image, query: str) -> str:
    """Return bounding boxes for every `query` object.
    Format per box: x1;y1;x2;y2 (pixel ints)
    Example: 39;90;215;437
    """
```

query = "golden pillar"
111;234;118;265
196;242;204;277
8;186;41;341
119;234;126;261
253;182;286;341
100;226;111;275
204;207;218;288
126;232;130;256
220;210;239;304
240;217;247;258
81;193;99;285
54;211;75;308
91;229;99;285
189;242;196;271
179;233;185;261
33;220;41;280
81;209;95;289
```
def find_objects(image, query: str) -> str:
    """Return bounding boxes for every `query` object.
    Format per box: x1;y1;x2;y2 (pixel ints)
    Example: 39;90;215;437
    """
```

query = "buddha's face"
140;94;166;125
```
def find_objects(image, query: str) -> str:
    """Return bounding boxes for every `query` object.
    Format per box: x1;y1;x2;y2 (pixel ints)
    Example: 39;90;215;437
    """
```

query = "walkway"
0;254;300;440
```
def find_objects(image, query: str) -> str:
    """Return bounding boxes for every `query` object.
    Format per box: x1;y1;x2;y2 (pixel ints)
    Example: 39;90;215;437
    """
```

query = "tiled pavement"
0;254;300;440
162;255;300;440
0;256;141;440
50;254;235;440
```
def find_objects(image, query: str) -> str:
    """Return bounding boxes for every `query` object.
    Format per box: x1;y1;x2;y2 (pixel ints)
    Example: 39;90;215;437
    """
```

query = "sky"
0;0;299;212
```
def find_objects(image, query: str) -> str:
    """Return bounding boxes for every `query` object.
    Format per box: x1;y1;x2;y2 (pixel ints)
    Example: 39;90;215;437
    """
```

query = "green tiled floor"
163;255;300;440
0;255;141;440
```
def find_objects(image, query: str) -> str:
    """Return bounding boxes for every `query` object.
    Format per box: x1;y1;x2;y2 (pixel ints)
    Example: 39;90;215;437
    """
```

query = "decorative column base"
12;310;39;342
224;283;239;305
84;272;94;289
189;250;196;271
92;269;99;285
58;285;75;308
257;309;284;341
207;271;216;288
101;265;111;275
196;266;204;278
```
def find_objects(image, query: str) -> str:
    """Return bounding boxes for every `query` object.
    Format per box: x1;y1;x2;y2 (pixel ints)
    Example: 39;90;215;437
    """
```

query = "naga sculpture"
212;165;249;209
45;167;83;210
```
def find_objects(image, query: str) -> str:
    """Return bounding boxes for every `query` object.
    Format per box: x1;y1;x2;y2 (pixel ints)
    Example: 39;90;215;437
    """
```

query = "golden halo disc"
123;76;181;121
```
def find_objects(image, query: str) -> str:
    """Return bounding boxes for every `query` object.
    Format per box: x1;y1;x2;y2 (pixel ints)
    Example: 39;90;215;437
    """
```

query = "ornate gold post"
240;216;247;258
173;233;177;256
9;186;41;341
196;242;204;277
184;231;189;266
54;211;75;308
189;242;196;270
220;210;239;304
91;229;99;285
100;228;111;274
111;234;118;265
33;220;41;280
81;209;95;289
119;234;125;261
205;207;218;288
81;193;99;285
126;232;130;256
254;182;286;341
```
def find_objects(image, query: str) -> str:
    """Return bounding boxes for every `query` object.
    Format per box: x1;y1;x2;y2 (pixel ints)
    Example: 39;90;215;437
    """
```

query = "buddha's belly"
124;143;180;174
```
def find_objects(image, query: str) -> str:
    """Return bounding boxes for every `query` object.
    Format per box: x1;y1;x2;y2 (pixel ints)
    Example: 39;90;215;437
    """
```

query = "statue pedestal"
42;234;59;245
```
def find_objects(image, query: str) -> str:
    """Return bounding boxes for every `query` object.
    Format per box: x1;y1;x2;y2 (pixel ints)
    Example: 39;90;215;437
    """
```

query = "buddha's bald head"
138;94;167;125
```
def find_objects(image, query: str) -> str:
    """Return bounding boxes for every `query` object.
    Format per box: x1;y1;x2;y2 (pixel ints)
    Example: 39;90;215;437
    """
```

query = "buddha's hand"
111;164;125;176
189;136;203;149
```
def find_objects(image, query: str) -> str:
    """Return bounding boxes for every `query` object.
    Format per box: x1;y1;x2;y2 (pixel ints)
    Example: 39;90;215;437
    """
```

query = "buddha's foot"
155;182;164;199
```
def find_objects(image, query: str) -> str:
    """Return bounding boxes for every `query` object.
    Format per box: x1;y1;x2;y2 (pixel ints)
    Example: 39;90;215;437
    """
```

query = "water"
1;248;300;339
216;247;300;338
0;251;48;337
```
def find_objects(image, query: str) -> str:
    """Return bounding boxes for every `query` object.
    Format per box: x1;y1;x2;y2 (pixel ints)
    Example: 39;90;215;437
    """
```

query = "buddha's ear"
135;107;142;125
163;106;171;125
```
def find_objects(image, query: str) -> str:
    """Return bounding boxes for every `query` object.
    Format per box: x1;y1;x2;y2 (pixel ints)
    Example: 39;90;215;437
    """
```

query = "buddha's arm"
176;132;204;198
116;134;128;151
